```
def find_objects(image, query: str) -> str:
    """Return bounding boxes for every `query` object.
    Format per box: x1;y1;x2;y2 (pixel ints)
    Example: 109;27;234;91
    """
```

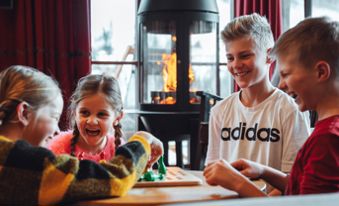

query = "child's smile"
75;93;118;148
234;70;250;77
85;128;101;137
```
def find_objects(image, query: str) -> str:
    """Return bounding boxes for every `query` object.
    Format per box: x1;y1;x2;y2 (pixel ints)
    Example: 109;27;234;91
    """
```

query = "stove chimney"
138;0;218;14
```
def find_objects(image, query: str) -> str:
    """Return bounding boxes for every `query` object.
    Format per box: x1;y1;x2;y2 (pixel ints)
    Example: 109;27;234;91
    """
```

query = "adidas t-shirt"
206;89;311;172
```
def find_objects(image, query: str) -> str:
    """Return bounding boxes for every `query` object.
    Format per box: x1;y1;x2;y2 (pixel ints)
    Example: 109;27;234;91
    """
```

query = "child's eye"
80;110;90;117
98;112;109;118
226;56;234;62
280;71;288;78
240;53;251;59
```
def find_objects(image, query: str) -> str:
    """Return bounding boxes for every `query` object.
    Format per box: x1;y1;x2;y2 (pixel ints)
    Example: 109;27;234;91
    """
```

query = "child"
0;65;163;205
205;13;310;177
48;74;125;163
203;16;339;196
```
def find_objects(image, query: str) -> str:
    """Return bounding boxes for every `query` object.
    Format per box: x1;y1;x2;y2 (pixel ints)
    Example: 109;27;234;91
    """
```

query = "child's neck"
315;95;339;121
0;122;23;142
240;80;275;107
77;136;108;155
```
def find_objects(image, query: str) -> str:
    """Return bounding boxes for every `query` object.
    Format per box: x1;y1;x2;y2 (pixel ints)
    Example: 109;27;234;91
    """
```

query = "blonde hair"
271;16;339;73
221;13;274;50
0;65;61;126
69;74;123;155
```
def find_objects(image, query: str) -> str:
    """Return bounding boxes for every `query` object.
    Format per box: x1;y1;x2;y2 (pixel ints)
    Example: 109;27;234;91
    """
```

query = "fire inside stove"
150;35;199;105
138;5;219;109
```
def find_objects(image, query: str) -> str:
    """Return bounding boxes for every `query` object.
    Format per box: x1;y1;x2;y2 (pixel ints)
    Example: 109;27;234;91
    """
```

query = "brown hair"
69;74;123;156
221;13;274;50
0;65;61;126
271;16;339;74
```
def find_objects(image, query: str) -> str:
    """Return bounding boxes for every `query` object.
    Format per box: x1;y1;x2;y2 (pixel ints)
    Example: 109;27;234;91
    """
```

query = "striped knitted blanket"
0;135;150;205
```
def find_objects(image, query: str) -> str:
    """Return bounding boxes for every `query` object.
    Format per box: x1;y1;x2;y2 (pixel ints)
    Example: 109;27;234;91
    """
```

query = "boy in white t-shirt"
205;13;311;185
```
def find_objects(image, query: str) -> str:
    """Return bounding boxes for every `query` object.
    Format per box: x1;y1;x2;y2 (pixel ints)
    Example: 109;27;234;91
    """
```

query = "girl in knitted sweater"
0;65;163;205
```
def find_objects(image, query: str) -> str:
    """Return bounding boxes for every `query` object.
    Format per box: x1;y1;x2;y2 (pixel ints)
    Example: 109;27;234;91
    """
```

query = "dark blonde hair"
69;74;123;155
221;13;274;51
271;16;339;73
0;65;61;126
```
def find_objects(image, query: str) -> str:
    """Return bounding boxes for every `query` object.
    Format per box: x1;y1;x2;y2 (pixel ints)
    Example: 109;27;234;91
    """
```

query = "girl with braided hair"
0;65;163;205
49;74;127;162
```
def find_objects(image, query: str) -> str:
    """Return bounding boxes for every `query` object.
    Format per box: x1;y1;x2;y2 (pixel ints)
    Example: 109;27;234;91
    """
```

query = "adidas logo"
221;122;280;142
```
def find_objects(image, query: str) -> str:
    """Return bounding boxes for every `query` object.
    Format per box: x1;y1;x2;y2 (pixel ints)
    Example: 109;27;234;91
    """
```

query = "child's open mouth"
289;93;301;104
86;129;101;136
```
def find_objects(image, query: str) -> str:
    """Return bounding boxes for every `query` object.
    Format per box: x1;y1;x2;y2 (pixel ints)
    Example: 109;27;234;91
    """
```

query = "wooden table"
164;192;339;206
75;170;266;206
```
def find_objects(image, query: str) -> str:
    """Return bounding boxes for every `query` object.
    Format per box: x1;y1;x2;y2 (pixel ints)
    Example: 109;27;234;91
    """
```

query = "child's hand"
133;131;164;170
146;137;163;170
231;159;264;179
203;159;245;191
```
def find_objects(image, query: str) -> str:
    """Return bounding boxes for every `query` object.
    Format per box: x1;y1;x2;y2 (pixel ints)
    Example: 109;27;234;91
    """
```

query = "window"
91;0;233;134
91;1;136;62
217;0;232;97
281;0;305;32
282;0;339;31
311;0;339;20
91;0;138;134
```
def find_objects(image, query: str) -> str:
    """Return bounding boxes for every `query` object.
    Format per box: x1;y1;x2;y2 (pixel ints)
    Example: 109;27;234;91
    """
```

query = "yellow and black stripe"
0;135;150;205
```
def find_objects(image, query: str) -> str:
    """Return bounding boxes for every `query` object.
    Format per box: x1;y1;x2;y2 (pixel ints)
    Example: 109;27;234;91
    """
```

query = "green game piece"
158;173;165;180
139;156;167;182
143;170;156;181
157;156;167;175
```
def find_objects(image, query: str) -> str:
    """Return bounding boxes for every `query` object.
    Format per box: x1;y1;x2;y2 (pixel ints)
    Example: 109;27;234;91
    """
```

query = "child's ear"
266;48;273;64
16;102;31;126
113;112;124;126
118;112;124;121
315;61;331;81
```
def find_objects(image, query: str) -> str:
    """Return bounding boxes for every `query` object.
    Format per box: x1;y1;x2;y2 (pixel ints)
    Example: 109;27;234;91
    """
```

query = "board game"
134;167;202;187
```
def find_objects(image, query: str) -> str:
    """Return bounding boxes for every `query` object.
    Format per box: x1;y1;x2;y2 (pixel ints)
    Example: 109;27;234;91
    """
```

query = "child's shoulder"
53;131;74;141
321;115;339;137
212;91;239;109
329;116;339;136
306;115;339;150
269;89;300;110
48;131;73;154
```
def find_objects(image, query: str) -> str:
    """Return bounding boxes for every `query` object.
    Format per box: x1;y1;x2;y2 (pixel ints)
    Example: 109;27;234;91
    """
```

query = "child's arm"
203;159;289;197
0;133;153;205
203;159;267;197
232;159;289;193
258;165;289;192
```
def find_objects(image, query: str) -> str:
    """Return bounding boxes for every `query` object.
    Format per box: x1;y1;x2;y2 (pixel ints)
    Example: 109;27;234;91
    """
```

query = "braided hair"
70;125;80;156
68;74;124;156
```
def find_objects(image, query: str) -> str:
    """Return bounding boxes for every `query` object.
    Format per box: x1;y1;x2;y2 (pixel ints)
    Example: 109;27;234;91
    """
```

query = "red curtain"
233;0;282;91
0;0;91;129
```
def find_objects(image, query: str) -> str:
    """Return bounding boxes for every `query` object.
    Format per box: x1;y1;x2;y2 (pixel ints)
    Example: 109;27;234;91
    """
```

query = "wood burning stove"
137;0;219;169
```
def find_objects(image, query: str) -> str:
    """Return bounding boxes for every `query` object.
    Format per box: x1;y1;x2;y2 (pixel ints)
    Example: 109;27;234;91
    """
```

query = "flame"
162;52;195;92
158;35;195;104
162;52;176;92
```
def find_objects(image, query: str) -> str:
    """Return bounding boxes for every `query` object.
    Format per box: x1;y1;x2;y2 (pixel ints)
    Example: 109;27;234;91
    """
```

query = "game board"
134;167;202;187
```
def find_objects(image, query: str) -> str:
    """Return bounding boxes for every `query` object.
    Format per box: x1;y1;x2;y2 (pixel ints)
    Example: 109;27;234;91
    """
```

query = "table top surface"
75;170;266;206
164;192;339;206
